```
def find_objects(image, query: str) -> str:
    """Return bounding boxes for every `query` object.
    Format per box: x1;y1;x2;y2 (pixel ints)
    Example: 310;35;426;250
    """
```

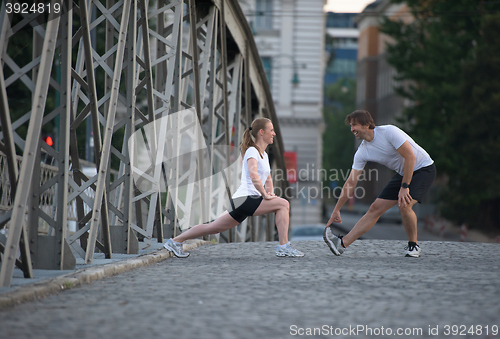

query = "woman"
163;118;304;258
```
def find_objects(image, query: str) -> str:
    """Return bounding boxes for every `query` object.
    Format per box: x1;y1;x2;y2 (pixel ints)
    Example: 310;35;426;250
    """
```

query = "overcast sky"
324;0;375;13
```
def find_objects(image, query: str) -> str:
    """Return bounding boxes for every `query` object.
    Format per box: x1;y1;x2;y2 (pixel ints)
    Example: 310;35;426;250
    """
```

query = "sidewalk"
0;239;208;309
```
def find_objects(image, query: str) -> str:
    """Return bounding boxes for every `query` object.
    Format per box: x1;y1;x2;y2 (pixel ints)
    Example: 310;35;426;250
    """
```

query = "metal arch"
0;0;61;286
0;0;288;287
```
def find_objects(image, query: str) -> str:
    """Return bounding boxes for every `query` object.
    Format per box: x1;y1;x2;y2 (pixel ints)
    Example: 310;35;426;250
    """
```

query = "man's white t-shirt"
232;146;271;199
352;125;433;175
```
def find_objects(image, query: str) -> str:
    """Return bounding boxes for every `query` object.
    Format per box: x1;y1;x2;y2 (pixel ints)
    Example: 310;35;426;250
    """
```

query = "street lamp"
276;54;306;87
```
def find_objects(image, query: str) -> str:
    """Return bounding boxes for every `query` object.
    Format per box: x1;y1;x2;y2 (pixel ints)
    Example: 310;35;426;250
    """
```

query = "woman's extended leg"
252;197;290;245
172;211;239;243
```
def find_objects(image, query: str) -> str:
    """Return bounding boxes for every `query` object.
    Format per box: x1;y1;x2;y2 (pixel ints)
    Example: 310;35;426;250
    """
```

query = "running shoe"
275;243;305;257
323;225;345;256
163;238;190;258
405;242;421;258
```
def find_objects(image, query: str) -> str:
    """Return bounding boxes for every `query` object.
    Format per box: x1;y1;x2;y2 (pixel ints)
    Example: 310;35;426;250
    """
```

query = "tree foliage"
380;0;500;232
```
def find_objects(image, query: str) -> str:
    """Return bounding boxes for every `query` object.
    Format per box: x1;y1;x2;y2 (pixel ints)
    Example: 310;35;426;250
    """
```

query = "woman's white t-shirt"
352;125;434;176
232;147;271;199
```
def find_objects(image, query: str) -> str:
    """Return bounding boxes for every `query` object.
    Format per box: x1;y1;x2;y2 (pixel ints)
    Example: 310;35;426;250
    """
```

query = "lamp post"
276;54;306;88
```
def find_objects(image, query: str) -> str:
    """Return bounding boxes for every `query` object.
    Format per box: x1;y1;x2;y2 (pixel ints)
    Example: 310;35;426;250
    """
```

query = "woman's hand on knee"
263;193;277;200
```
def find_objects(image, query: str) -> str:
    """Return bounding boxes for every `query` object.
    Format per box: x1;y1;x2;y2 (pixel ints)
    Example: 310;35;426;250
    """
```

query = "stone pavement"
1;239;499;339
0;239;207;308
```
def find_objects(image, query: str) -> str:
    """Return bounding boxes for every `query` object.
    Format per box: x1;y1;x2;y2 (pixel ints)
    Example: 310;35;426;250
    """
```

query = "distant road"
329;212;458;242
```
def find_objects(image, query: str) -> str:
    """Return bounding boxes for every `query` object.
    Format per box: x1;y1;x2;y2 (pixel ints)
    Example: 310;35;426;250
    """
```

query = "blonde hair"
240;118;272;159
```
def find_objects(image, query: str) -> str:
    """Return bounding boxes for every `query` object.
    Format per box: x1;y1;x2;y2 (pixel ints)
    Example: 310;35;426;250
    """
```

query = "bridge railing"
0;0;288;287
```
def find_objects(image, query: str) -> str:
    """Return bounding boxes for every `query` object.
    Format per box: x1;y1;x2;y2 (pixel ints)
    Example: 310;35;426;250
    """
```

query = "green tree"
322;78;356;197
444;13;500;231
380;0;500;232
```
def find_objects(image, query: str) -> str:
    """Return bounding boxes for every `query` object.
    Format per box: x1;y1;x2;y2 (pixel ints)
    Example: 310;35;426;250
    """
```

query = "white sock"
278;242;289;249
171;238;182;245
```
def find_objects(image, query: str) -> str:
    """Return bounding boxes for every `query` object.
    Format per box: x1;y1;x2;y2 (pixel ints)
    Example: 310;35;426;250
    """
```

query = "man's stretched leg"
324;198;396;256
342;198;397;247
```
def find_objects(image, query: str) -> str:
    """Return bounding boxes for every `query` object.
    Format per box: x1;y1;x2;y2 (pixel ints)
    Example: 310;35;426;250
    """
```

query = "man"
324;110;436;257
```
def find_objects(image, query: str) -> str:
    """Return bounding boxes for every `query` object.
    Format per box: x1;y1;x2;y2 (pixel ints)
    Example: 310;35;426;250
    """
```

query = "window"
261;57;272;87
327;59;356;76
255;0;273;30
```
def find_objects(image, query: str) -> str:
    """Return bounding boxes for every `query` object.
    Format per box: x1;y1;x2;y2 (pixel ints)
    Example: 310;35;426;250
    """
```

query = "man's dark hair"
345;110;375;129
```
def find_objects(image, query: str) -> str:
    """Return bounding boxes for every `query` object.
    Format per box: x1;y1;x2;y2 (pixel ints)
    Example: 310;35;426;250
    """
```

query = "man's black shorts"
378;164;436;203
228;195;263;223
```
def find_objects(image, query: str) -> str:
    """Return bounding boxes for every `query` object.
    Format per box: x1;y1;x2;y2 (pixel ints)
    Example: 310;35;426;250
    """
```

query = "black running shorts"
378;164;436;203
228;195;264;223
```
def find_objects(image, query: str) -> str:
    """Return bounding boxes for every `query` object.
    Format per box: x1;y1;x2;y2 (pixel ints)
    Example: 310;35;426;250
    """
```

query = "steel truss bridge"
0;0;288;287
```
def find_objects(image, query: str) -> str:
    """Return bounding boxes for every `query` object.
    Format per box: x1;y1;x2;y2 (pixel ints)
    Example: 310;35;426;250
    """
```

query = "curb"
0;239;209;309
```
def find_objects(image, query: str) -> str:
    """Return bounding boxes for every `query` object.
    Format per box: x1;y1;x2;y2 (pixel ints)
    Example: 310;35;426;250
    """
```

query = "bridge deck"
1;240;499;338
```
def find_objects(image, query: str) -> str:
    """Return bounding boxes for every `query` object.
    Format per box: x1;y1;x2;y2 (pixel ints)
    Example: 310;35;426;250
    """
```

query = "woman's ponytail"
240;118;271;158
240;127;258;157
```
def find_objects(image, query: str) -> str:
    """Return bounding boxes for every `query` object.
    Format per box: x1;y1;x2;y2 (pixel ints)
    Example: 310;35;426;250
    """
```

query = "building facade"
324;12;358;93
355;0;412;202
242;0;327;226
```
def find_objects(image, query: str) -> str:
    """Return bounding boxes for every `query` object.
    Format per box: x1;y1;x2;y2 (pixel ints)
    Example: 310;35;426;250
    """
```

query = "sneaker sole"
163;243;190;258
323;227;341;256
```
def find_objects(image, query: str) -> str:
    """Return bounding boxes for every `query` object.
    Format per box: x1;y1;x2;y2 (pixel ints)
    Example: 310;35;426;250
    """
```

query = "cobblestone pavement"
1;240;499;339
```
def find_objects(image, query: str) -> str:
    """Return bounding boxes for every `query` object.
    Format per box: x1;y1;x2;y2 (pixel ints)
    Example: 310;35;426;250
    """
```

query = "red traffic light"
44;136;54;146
